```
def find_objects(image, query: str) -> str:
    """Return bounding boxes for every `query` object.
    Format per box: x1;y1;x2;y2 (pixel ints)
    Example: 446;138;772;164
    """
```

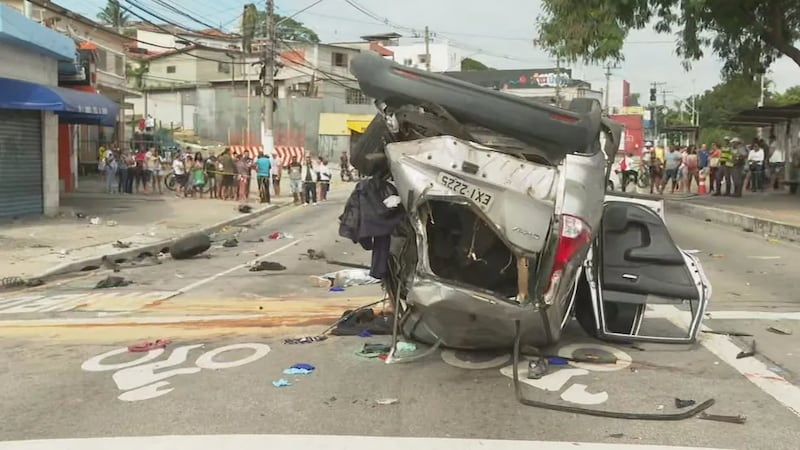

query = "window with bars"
345;88;370;105
331;52;348;68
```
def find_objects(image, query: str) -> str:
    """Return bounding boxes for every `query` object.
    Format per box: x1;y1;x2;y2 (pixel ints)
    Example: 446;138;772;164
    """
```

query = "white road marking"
82;343;272;402
498;342;633;406
647;309;800;321
0;434;732;450
651;305;800;417
171;239;301;295
746;255;781;260
0;314;261;327
0;291;181;314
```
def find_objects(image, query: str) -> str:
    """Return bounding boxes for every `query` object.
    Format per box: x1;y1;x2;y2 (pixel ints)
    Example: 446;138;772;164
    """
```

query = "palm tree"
97;0;129;32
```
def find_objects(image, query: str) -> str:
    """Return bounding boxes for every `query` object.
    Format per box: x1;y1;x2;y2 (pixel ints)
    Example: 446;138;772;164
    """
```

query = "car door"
575;191;711;344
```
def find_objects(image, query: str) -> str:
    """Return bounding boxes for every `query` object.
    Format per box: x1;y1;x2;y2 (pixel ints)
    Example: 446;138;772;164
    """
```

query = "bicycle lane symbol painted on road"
441;342;633;406
499;343;633;405
81;343;271;402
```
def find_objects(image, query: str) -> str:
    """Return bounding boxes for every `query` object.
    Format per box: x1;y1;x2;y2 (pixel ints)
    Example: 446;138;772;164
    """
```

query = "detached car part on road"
341;52;712;353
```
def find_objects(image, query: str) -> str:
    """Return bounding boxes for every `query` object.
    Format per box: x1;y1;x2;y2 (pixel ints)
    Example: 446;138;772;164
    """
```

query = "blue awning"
0;77;119;127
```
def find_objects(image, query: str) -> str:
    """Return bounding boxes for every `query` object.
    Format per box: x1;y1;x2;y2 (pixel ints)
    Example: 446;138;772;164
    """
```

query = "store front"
0;4;118;218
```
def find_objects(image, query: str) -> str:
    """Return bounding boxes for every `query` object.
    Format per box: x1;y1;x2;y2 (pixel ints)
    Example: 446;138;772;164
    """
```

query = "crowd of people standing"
98;145;337;205
619;135;785;197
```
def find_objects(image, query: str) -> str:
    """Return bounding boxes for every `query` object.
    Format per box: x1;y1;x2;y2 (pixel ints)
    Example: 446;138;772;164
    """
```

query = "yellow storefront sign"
318;113;375;135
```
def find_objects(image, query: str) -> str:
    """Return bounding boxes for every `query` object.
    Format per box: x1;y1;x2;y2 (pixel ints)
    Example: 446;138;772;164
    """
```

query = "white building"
333;32;466;72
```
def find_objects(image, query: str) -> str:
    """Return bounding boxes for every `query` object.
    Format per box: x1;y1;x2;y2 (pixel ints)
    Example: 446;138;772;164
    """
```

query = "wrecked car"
340;52;711;352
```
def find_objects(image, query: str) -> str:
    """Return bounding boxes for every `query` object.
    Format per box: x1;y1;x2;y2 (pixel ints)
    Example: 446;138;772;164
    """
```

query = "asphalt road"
0;188;799;450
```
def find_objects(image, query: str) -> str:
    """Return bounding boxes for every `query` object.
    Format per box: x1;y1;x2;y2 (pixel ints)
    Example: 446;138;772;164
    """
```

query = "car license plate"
437;172;494;210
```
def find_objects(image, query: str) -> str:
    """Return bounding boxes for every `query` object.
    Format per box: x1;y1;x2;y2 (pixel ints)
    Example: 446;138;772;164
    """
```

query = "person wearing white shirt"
270;152;283;197
768;139;785;190
747;144;765;192
318;159;333;201
172;155;187;197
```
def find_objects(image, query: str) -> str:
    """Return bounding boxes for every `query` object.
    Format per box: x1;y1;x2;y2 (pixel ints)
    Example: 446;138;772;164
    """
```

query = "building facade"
127;42;374;150
0;4;118;217
2;0;138;183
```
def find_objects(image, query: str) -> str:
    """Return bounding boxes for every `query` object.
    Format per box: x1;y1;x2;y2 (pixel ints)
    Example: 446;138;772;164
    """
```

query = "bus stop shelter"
661;125;700;147
728;103;800;193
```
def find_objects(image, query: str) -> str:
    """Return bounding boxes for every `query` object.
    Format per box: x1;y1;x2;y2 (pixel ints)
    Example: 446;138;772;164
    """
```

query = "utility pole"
650;81;666;144
261;0;276;153
424;26;431;72
603;62;620;114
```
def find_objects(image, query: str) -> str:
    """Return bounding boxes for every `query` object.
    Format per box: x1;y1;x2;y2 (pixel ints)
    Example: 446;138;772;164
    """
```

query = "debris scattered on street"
608;433;625;439
101;255;120;272
283;335;327;345
329;286;346;292
222;238;239;248
375;398;399;405
94;275;132;289
675;398;696;409
272;379;291;387
546;356;569;365
89;217;101;225
356;343;391;359
306;249;327;260
331;308;393;336
656;405;665;411
238;204;253;213
249;261;286;272
396;342;416;353
106;220;118;227
311;269;380;289
112;240;131;249
527;357;549;379
283;363;315;375
357;329;372;337
736;340;757;359
709;253;725;258
699;413;747;425
703;330;753;337
128;339;171;353
767;325;792;335
1;276;44;289
268;231;294;240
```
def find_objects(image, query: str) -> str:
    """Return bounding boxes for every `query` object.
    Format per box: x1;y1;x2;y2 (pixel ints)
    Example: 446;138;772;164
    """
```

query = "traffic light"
649;88;657;102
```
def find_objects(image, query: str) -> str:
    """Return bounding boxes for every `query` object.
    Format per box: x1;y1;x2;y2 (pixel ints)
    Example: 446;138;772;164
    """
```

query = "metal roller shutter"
0;110;43;218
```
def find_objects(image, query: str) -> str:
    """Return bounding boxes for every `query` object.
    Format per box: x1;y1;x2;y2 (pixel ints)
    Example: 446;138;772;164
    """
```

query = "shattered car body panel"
344;52;711;351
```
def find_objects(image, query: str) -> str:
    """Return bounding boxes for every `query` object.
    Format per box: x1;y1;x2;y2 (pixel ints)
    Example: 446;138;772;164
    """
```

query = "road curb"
37;201;293;279
666;200;800;242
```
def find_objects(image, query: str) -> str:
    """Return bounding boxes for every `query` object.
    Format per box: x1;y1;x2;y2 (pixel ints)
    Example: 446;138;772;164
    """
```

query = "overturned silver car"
339;53;711;352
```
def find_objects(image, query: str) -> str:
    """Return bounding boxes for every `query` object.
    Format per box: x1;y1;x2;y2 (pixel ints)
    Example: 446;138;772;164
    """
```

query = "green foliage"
96;0;129;29
126;60;150;90
461;57;491;71
771;85;800;105
536;0;800;79
252;11;320;43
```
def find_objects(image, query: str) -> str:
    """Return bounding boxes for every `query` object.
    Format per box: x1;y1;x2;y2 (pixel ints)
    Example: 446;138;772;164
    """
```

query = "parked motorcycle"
343;52;711;353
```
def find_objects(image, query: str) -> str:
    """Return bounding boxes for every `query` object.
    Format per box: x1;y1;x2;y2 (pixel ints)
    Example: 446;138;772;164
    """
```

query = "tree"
461;57;491;71
536;0;800;79
249;11;320;43
96;0;129;30
772;85;800;105
126;60;149;90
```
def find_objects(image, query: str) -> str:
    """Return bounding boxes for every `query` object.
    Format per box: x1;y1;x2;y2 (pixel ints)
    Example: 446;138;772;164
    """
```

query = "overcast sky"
63;0;800;106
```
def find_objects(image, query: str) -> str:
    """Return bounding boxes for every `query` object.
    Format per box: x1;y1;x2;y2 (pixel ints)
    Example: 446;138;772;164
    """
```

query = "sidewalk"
0;181;291;280
666;190;800;241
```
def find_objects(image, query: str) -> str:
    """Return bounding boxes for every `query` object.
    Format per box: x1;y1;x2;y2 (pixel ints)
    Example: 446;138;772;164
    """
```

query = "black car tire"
170;232;211;260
